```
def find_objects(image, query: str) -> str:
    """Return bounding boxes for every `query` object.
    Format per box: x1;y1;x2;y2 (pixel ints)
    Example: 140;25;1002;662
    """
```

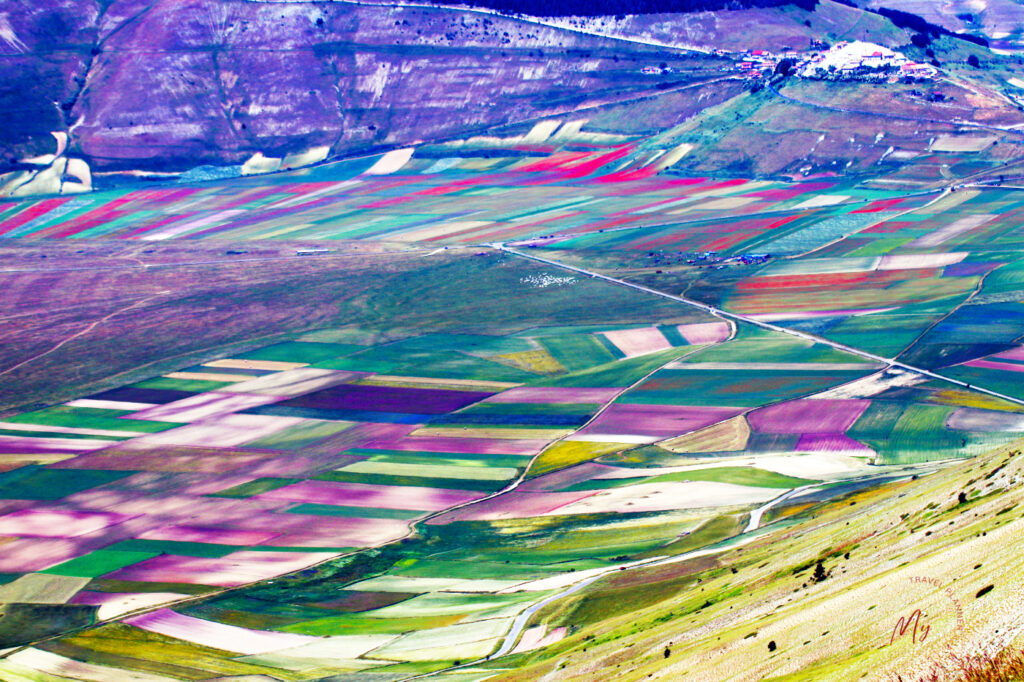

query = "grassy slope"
489;437;1024;681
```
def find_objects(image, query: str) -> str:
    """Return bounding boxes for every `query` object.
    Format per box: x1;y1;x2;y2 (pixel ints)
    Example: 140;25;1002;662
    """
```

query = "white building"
799;41;910;78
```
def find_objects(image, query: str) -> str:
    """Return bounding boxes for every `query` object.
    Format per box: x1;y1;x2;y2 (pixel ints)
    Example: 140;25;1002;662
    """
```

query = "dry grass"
897;648;1024;682
491;349;566;375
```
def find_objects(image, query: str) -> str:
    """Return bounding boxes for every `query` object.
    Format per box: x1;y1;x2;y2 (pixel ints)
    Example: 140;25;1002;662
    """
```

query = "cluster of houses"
734;49;799;79
797;41;937;81
643;250;772;271
639;40;938;84
727;41;937;83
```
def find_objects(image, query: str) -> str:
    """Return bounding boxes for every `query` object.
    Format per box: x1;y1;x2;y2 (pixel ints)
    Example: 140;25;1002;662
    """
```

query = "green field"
6;407;180;433
561;466;812;491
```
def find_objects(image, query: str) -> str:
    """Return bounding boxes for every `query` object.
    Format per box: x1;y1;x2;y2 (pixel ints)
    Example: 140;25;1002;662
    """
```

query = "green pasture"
365;591;534;619
134;377;234;392
941;366;1024;401
620;368;867;407
538;347;690;388
392;559;552;582
328;255;688;339
457;402;602;416
6;406;179;433
61;624;297;680
208;477;300;498
286;504;425;520
387;333;534;355
85;579;218;596
345;448;532;469
537;335;617;371
561;466;813;491
845;236;913;257
0;428;133;441
281;613;466;636
848;401;905;441
680;326;860;365
43;550;160;578
110;539;241;558
317;347;535;382
338;460;519;481
0;467;133;501
238;341;364;363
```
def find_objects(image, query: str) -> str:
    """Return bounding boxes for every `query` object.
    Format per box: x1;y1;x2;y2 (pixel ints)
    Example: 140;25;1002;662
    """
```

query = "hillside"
4;0;1021;197
863;0;1024;50
0;0;727;179
429;0;817;17
492;436;1024;681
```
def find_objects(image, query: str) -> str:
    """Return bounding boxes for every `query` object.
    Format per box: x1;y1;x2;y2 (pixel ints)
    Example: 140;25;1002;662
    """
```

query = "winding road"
488;482;819;661
405;465;930;680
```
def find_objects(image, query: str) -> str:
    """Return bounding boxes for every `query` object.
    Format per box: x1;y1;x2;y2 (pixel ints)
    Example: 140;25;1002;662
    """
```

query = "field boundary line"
490;243;1024;408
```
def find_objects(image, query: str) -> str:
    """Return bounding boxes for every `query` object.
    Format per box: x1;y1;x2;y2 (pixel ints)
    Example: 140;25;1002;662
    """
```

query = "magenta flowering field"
257;479;484;511
747;399;871;434
578;403;744;440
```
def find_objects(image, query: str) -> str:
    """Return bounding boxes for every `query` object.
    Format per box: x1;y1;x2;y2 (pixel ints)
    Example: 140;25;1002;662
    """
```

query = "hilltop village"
728;40;937;82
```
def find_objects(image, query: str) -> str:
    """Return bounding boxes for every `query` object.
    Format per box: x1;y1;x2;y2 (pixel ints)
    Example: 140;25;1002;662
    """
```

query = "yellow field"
490;349;566;375
929;388;1024;413
527;440;629;477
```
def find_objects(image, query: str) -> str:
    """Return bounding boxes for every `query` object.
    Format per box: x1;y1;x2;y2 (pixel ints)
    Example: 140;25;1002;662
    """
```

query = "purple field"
579;404;743;439
108;551;337;587
997;346;1024;362
52;447;283;474
428;490;600;523
133;511;416;547
138;525;282;546
306;422;423;451
256;479;484;511
125;609;317;655
280;384;493;414
0;538;103;572
89;387;192;404
518;462;619;492
0;508;134;538
795;433;874;453
964;359;1024;374
261;518;413;547
678;322;733;345
747;400;871;434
